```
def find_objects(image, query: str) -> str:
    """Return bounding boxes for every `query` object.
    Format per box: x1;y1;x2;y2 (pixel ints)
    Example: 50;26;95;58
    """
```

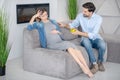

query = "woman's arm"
29;15;37;24
29;10;41;24
27;10;41;30
27;15;38;30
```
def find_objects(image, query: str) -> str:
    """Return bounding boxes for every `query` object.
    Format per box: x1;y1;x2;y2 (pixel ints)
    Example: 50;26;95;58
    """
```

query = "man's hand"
58;22;66;28
71;29;88;37
71;29;81;35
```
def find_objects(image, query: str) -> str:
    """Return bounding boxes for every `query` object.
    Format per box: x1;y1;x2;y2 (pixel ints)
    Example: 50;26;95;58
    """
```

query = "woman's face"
40;11;48;21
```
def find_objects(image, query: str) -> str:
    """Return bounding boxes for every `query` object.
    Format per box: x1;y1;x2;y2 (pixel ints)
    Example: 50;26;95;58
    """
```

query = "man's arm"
58;23;70;29
58;22;89;38
87;17;102;40
71;29;89;37
59;22;89;38
73;15;102;39
59;14;80;29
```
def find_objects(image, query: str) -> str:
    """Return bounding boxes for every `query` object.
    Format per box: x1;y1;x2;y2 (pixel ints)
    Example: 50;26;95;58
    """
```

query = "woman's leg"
74;49;93;77
67;48;93;78
75;49;90;70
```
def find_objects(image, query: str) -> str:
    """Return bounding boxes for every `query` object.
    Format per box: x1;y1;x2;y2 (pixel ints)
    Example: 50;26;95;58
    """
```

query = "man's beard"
83;14;89;17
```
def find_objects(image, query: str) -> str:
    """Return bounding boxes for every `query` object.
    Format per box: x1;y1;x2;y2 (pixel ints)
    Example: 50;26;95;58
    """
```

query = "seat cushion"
69;38;107;62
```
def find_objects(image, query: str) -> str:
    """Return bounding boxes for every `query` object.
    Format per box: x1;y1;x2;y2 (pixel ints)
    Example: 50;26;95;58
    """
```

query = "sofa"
23;26;107;79
101;34;120;63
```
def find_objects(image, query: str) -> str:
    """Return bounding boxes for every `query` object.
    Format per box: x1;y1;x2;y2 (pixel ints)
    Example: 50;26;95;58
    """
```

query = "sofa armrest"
24;47;67;55
23;47;68;66
101;34;120;63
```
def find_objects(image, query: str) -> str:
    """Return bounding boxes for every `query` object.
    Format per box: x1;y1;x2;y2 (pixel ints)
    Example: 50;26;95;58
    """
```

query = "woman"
27;8;93;78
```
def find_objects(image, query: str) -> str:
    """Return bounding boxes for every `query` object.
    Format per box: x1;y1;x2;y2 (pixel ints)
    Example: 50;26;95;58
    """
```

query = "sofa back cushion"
60;27;78;40
115;25;120;35
24;28;40;49
59;20;79;40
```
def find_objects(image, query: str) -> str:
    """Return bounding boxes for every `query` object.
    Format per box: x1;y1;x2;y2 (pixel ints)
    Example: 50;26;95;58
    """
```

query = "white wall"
0;0;68;60
57;0;69;21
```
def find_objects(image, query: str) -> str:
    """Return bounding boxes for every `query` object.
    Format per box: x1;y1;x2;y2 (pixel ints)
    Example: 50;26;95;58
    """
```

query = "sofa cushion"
101;34;120;63
60;28;78;40
69;38;81;45
114;25;120;35
24;28;40;49
23;47;89;79
70;38;108;62
101;34;120;43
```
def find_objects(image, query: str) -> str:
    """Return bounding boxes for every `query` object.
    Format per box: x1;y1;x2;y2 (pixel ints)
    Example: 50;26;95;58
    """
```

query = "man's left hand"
71;29;81;35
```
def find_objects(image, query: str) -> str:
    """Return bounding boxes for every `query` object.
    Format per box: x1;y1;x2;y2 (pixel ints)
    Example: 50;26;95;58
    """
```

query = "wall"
57;0;69;21
0;0;69;60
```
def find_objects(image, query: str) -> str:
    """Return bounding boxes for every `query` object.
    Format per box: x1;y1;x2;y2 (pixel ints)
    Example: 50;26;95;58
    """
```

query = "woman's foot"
87;72;94;78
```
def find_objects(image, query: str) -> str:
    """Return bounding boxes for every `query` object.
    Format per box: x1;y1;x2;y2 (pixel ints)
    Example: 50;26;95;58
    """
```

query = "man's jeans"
81;37;106;63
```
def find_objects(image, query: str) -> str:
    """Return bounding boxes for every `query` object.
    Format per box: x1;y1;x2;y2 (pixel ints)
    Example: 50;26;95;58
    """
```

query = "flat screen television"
16;3;49;24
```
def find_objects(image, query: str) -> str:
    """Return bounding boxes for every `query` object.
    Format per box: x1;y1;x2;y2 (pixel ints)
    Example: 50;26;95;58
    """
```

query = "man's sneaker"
98;62;105;71
90;64;98;74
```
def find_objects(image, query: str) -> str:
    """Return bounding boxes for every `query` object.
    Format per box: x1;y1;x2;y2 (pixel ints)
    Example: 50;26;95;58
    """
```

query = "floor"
0;57;120;80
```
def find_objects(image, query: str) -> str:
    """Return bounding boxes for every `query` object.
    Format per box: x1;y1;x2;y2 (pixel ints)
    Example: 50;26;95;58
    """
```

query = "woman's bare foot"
87;72;94;78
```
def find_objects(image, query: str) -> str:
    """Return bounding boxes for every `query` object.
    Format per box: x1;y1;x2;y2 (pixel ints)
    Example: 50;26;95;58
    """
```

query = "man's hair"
82;2;96;12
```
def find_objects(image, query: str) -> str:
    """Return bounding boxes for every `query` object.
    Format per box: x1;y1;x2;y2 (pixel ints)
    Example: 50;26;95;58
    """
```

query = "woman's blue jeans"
81;37;106;64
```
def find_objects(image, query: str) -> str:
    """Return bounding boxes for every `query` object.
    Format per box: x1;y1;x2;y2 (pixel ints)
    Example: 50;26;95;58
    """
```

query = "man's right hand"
58;22;66;28
58;22;71;29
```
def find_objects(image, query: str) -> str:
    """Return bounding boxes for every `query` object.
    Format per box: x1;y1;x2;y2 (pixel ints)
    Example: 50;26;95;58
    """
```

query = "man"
59;2;106;74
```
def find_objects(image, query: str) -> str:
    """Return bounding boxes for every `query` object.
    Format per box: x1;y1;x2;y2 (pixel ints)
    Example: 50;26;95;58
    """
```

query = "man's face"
82;8;92;17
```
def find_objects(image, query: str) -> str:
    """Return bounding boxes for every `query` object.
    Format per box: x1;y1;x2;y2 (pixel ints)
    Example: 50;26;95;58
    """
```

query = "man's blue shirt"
69;13;103;40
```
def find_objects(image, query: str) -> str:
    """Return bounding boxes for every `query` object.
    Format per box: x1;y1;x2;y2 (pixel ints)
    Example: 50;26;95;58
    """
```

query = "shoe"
90;64;98;74
98;62;105;71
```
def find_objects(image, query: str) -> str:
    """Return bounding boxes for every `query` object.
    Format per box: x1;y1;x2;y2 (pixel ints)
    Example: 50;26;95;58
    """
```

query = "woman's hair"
82;2;96;13
35;8;47;22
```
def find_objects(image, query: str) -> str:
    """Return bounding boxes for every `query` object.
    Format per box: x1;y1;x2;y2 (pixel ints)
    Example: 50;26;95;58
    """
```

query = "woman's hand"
33;10;41;18
30;10;42;24
51;29;61;34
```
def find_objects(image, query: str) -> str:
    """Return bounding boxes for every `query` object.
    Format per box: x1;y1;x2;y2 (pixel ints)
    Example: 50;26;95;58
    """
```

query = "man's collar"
91;13;95;18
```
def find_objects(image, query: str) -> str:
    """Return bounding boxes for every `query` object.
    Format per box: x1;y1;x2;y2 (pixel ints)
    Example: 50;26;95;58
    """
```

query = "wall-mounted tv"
16;3;49;24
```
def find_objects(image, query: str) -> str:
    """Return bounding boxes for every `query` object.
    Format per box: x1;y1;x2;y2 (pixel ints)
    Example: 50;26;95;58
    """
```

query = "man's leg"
81;37;96;63
92;39;106;71
81;37;98;74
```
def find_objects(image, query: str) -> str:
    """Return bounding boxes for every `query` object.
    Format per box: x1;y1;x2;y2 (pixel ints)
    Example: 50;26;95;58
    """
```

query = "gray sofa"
101;34;120;63
23;26;107;79
23;0;120;79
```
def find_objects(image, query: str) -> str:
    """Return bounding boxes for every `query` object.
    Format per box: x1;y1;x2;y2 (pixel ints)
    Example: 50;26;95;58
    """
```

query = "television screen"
16;3;49;24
